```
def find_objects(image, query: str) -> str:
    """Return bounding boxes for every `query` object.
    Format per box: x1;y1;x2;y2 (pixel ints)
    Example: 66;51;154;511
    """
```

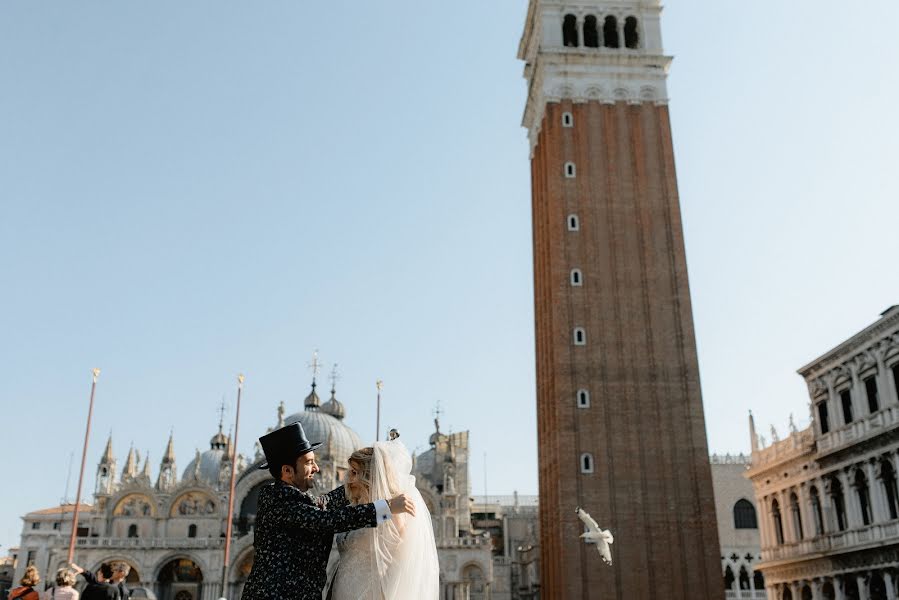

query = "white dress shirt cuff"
374;499;392;524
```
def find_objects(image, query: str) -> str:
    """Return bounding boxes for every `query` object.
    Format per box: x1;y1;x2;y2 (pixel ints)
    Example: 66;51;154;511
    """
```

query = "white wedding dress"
327;440;439;600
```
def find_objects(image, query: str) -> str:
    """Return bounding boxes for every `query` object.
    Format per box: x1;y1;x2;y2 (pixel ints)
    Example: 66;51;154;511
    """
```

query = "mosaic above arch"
114;494;155;517
170;491;217;517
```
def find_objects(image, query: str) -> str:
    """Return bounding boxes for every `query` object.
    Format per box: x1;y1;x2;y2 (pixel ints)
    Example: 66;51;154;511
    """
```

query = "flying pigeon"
576;506;614;566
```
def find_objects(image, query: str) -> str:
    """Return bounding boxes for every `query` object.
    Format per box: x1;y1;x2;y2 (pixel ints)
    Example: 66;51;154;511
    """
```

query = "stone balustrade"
75;536;228;549
761;520;899;563
817;404;899;455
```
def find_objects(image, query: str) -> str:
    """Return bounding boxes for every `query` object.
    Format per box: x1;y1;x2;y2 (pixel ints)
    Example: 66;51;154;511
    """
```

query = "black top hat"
257;422;323;470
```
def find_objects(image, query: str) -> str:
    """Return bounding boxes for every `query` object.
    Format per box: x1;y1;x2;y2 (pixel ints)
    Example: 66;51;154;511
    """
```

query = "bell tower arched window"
583;16;599;48
624;16;640;49
127;524;138;538
603;16;619;48
563;15;579;47
188;524;197;538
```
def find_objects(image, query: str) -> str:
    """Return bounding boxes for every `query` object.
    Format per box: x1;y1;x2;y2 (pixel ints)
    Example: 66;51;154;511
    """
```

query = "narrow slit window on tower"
573;327;586;345
562;14;579;47
564;162;576;178
580;453;594;474
567;214;580;231
570;269;583;286
624;16;639;49
188;524;197;538
562;112;574;127
583;15;599;48
577;389;590;408
603;16;619;48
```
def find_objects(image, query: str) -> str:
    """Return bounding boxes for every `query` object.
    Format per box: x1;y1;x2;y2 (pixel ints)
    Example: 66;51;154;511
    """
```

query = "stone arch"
167;490;218;518
584;86;604;101
461;562;487;598
152;553;209;583
89;555;143;584
113;493;156;518
640;86;657;101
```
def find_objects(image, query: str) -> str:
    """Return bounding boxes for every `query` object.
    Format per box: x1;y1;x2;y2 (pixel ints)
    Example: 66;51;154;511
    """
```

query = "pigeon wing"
577;508;600;533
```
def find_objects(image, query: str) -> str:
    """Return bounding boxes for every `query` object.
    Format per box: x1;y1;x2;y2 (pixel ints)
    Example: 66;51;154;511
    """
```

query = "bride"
326;439;439;600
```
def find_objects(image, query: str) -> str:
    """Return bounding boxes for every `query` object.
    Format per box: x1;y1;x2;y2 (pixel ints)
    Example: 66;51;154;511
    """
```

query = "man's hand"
388;494;416;517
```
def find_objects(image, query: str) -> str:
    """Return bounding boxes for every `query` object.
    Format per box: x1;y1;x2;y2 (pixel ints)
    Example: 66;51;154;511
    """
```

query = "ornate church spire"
122;445;138;480
95;433;116;496
157;430;178;492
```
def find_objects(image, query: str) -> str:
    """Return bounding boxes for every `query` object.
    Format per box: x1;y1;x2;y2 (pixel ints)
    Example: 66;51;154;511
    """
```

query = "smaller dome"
210;429;228;450
305;383;321;410
321;389;345;420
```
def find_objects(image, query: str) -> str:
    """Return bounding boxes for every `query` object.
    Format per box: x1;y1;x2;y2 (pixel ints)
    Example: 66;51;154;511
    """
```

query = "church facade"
12;382;503;600
518;1;721;597
747;306;899;599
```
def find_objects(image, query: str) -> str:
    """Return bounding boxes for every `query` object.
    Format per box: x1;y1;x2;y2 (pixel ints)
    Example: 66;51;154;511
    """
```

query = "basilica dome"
182;428;231;486
283;382;362;470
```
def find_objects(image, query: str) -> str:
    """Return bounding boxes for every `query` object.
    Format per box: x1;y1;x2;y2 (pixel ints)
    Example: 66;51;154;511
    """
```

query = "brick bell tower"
518;2;722;598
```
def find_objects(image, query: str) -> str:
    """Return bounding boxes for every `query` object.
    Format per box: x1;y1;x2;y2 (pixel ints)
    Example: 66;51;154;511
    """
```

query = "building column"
840;469;862;528
849;365;865;423
798;485;814;540
779;489;792;543
810;578;823;600
875;353;892;408
856;574;867;600
865;460;887;523
885;570;897;600
833;576;847;600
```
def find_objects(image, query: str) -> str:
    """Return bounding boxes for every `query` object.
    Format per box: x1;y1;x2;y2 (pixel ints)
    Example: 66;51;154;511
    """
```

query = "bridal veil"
368;440;439;599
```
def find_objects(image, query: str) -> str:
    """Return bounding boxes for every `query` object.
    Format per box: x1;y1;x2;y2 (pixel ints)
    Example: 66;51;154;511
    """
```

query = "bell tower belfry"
518;2;722;598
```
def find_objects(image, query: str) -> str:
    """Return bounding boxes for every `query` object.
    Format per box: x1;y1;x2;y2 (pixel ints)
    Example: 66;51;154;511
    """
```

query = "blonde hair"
55;568;76;587
111;561;131;577
21;565;40;586
346;447;374;505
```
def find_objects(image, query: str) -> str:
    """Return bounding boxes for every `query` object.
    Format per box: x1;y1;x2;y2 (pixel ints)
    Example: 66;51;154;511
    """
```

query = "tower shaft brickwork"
520;2;722;598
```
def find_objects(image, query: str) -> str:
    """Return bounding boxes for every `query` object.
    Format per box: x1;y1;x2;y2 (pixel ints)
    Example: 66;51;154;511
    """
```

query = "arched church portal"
156;557;203;600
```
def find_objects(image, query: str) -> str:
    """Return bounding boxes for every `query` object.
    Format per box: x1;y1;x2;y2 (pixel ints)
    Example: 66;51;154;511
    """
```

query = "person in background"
78;564;117;600
8;565;41;600
43;568;79;600
71;562;128;600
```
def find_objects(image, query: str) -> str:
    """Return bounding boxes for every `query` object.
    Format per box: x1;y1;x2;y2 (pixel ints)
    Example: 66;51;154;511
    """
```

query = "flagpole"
375;380;383;442
221;373;244;599
67;368;100;564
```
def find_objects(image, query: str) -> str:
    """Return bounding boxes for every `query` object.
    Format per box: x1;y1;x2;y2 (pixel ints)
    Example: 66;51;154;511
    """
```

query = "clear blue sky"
2;1;898;553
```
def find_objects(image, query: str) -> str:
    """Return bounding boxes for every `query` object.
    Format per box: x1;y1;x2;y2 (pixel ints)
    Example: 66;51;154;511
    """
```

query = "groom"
240;422;415;600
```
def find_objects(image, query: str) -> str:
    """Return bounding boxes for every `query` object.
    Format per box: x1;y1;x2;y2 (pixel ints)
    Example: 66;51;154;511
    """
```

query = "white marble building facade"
747;306;899;600
712;453;765;599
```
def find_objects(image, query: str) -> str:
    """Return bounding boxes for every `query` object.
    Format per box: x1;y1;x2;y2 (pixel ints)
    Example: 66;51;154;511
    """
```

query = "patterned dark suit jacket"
240;480;376;600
